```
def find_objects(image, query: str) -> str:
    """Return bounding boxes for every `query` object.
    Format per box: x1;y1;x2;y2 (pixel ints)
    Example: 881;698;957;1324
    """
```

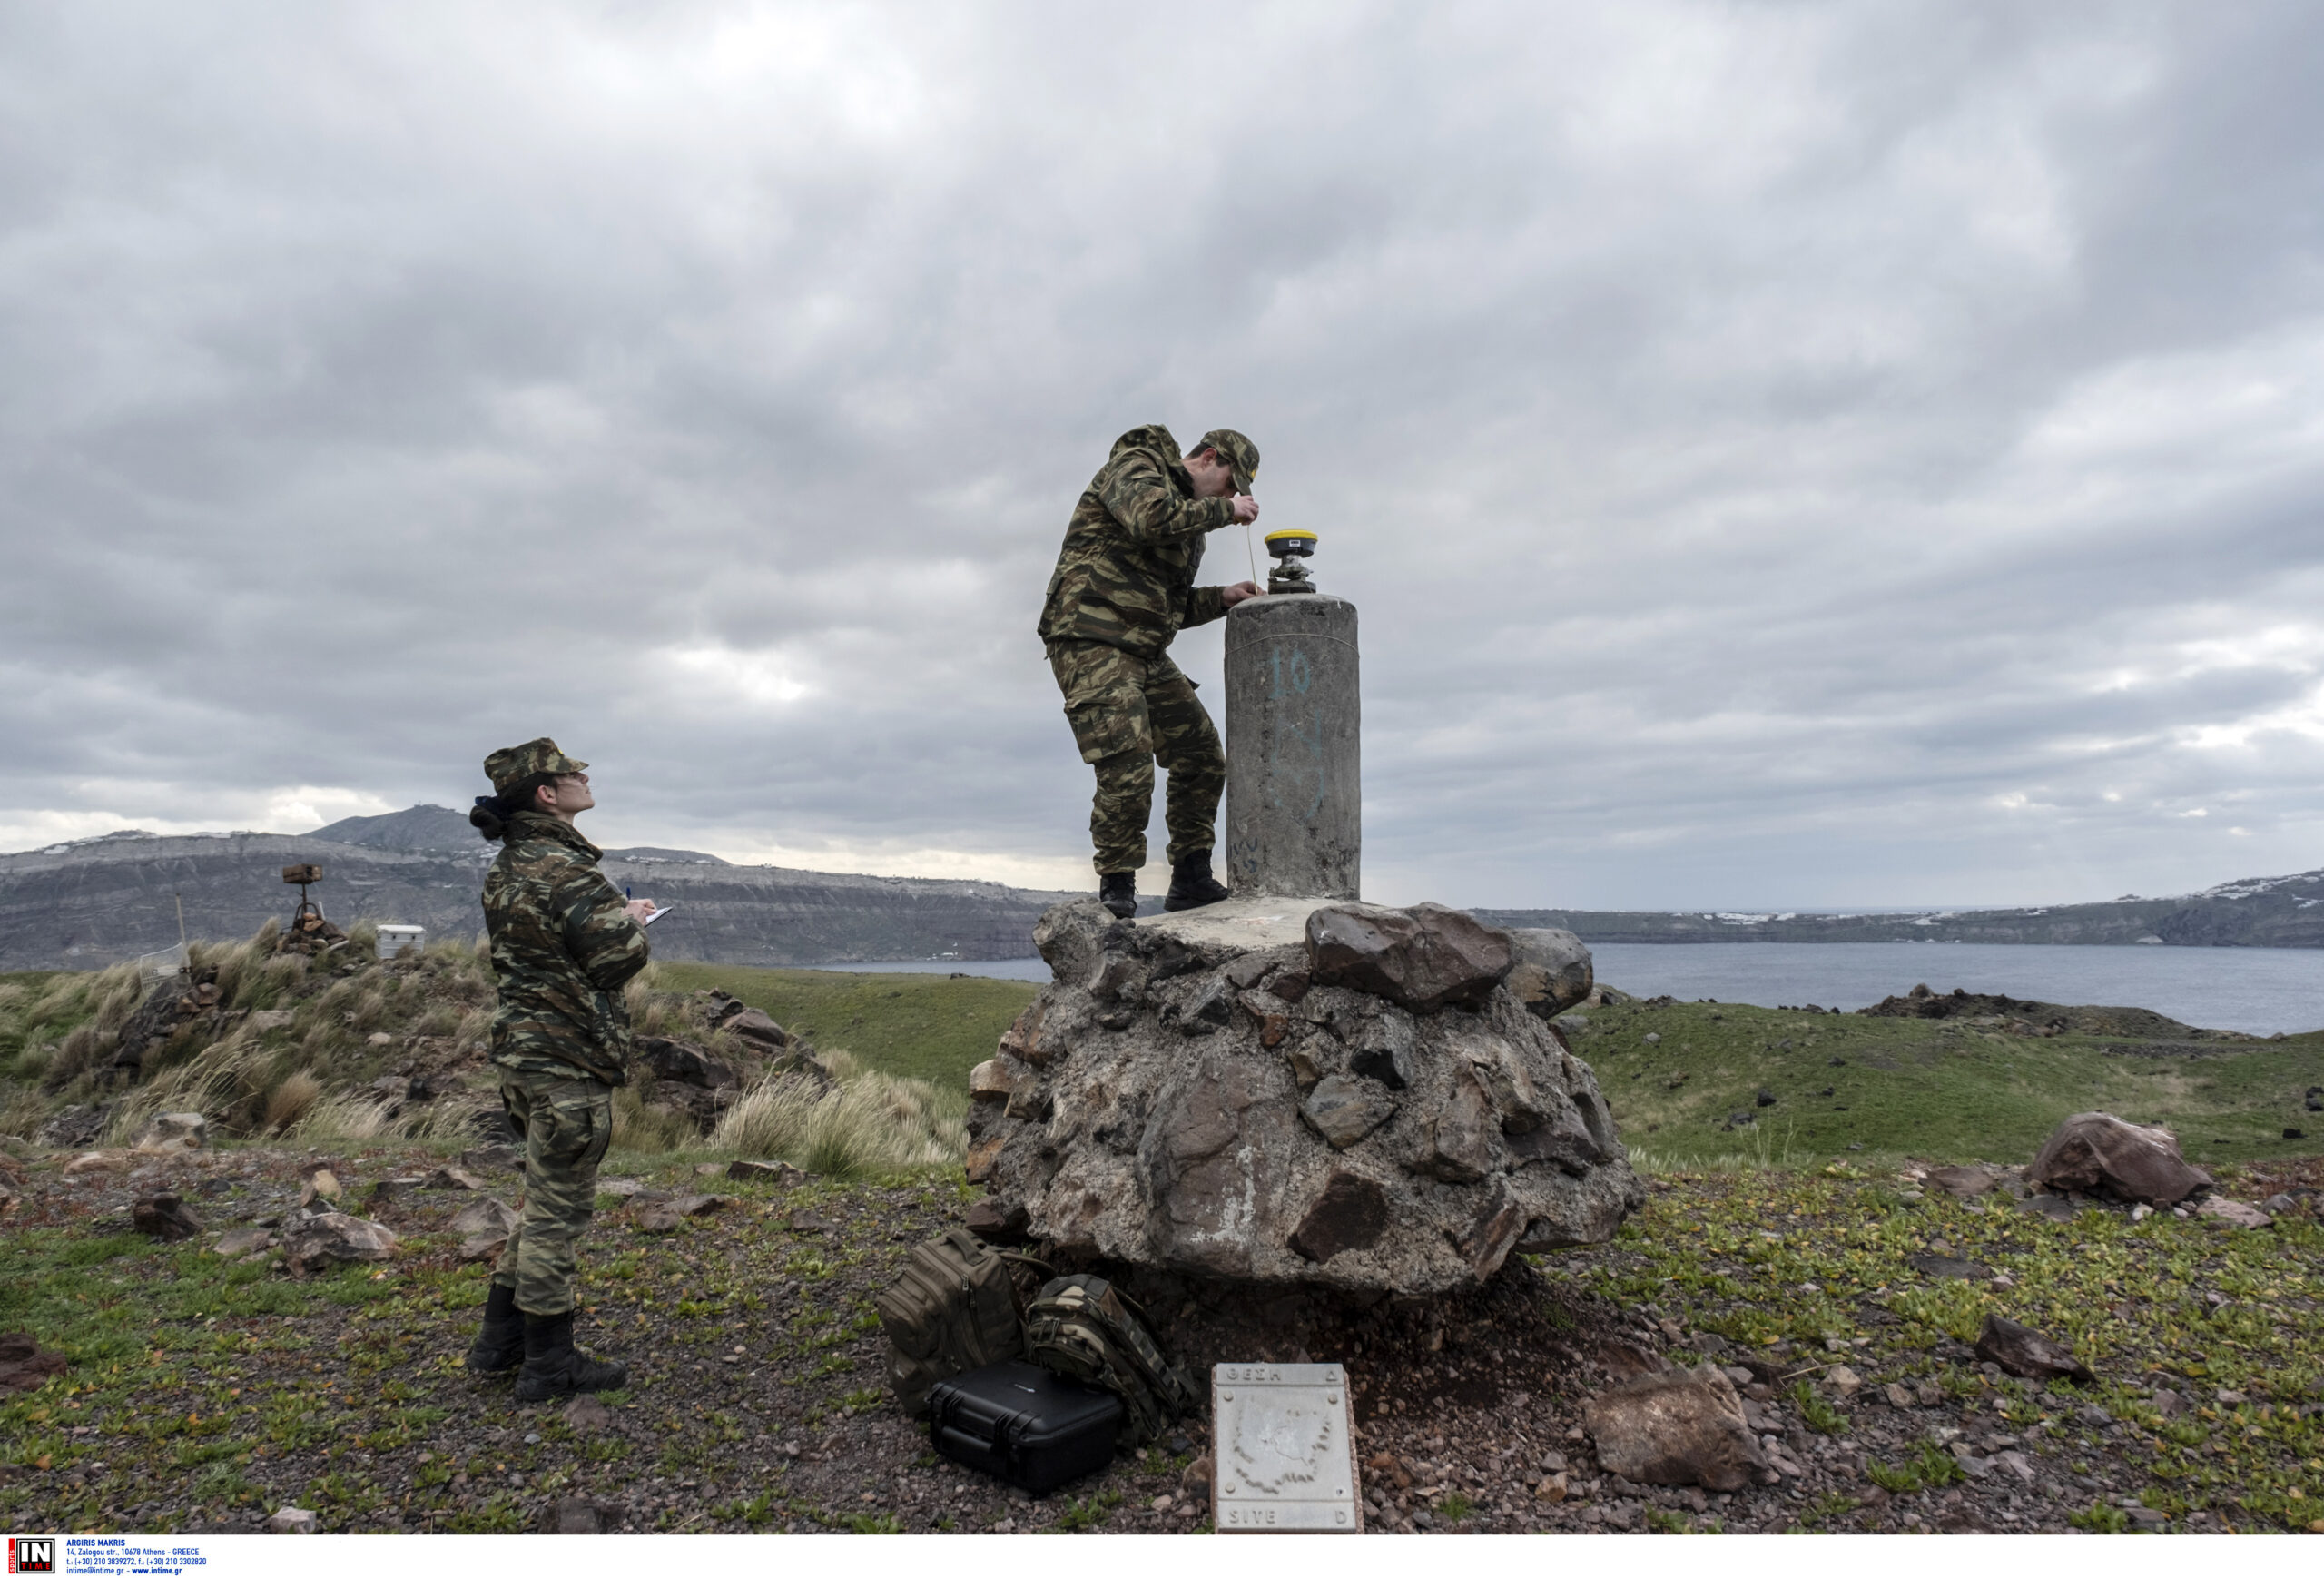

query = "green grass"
655;963;1038;1090
1562;1161;2324;1531
1569;996;2324;1168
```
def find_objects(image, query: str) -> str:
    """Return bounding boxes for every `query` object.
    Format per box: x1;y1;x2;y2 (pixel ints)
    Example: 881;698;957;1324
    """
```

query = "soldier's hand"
1220;580;1264;607
1229;494;1258;525
624;900;658;923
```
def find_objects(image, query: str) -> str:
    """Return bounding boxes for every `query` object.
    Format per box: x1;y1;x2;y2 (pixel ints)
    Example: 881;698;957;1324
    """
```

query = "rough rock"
1288;1170;1391;1263
723;1008;791;1050
460;1143;523;1174
244;1009;296;1034
563;1394;614;1431
1582;1364;1768;1492
263;1507;319;1534
963;1196;1032;1242
113;976;222;1072
1502;928;1593;1021
280;1209;399;1276
133;1193;204;1240
1304;902;1514;1012
134;1112;208;1152
38;1104;112;1151
424;1166;488;1191
2028;1111;2211;1205
1974;1314;2093;1383
1906;1251;1994;1281
0;1332;69;1394
969;899;1641;1294
451;1197;518;1240
727;1159;806;1186
212;1228;273;1258
2196;1197;2272;1228
636;1036;738;1090
549;1496;607;1534
1299;1074;1397;1149
1925;1164;2000;1198
298;1169;342;1208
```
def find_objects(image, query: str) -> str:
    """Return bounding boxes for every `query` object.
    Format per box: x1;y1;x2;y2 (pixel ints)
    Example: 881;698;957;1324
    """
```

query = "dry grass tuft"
264;1070;325;1131
710;1068;964;1180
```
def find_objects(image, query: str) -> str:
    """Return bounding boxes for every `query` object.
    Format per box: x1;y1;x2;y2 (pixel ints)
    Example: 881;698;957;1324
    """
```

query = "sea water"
819;942;2324;1037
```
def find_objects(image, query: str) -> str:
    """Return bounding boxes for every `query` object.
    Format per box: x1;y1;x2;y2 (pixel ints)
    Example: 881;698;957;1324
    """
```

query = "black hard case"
927;1360;1125;1494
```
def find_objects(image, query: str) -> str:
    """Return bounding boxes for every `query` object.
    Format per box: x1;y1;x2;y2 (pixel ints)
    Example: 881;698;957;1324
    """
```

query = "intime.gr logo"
7;1537;56;1575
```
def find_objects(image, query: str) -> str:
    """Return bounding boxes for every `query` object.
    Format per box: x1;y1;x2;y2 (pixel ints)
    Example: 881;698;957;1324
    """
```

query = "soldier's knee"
1091;748;1156;794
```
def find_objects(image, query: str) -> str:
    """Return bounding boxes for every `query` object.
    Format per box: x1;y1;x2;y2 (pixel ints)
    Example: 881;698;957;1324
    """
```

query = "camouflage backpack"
874;1228;1046;1417
1022;1274;1199;1446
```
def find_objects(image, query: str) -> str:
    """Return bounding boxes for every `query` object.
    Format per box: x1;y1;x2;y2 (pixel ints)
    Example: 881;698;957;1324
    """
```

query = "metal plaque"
1211;1362;1362;1534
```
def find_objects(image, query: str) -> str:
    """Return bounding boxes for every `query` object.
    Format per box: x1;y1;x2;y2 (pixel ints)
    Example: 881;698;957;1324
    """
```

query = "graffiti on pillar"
1265;642;1326;821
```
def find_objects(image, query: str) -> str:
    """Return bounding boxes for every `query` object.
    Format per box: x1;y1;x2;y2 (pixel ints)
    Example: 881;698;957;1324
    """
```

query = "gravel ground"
3;1142;2318;1535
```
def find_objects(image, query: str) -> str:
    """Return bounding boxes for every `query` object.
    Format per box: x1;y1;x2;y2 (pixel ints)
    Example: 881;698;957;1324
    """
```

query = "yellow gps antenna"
1263;528;1319;595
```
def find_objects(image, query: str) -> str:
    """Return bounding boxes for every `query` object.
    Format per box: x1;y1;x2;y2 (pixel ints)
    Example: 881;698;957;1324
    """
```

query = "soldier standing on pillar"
1039;425;1264;918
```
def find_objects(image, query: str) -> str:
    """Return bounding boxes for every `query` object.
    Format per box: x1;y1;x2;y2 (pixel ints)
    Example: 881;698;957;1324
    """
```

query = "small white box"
376;924;426;959
1212;1362;1362;1533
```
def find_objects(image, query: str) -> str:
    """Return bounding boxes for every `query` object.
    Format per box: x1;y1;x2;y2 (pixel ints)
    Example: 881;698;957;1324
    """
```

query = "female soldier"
462;738;655;1401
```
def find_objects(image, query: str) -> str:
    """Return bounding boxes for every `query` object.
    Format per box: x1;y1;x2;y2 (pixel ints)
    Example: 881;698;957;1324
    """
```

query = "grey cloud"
5;1;2324;909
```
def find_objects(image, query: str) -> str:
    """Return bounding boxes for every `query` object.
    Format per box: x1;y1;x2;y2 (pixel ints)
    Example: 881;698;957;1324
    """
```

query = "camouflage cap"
1198;429;1259;494
483;737;587;797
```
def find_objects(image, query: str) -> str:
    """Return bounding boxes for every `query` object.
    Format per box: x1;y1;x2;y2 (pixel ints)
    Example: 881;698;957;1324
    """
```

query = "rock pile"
966;900;1643;1295
112;971;232;1075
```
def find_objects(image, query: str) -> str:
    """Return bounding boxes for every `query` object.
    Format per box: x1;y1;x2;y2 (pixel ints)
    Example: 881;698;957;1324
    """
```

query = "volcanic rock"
635;1036;737;1090
1502;928;1593;1021
1973;1314;2093;1383
1583;1364;1768;1492
1925;1164;2000;1198
1299;1074;1397;1149
133;1193;203;1241
1304;902;1514;1012
2028;1111;2211;1205
723;1008;791;1050
0;1333;68;1395
727;1159;806;1187
2196;1197;2272;1228
968;899;1641;1293
134;1112;208;1152
1906;1251;1994;1281
451;1197;518;1241
281;1209;399;1276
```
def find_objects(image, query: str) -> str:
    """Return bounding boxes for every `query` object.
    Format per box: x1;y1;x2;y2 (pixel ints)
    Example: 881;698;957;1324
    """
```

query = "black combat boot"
513;1309;628;1403
463;1281;525;1374
1098;871;1137;920
1163;852;1230;912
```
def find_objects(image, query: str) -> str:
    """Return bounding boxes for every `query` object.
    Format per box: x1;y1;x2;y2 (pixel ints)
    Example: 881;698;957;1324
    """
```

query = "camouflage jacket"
482;813;650;1085
1038;425;1236;659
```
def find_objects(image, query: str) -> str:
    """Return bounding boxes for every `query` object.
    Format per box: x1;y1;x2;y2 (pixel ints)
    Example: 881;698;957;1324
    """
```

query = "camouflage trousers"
1048;640;1225;875
490;1066;612;1316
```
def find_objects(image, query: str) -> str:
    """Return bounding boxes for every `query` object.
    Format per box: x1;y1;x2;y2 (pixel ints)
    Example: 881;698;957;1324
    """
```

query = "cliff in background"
1478;867;2324;949
0;805;1074;971
12;801;2324;971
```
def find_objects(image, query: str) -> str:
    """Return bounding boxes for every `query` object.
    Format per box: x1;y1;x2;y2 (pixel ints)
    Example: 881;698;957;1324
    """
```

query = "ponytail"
469;774;556;843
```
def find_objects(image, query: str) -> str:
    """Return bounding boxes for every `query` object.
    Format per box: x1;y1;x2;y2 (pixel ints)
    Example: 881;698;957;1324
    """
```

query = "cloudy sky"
5;2;2323;910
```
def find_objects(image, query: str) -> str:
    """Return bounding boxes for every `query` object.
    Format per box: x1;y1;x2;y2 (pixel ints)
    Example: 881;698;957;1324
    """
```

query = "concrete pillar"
1224;593;1360;899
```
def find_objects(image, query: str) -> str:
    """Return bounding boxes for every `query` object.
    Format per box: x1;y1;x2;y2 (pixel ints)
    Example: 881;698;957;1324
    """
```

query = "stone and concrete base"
967;898;1644;1296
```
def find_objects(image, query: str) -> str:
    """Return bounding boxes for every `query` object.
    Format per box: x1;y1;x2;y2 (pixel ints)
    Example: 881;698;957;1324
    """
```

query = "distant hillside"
0;810;1074;971
1479;867;2324;949
311;804;731;866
